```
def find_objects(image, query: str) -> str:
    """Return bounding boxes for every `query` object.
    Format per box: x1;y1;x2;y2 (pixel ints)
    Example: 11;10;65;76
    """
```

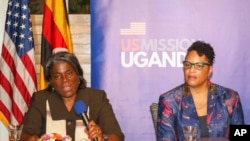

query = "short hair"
187;40;215;65
44;51;87;89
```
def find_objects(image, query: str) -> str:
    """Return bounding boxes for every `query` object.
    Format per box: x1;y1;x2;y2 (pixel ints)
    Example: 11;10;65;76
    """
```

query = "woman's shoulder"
160;84;184;99
78;87;105;94
32;88;51;98
29;89;51;110
77;87;107;102
212;83;240;98
77;88;109;112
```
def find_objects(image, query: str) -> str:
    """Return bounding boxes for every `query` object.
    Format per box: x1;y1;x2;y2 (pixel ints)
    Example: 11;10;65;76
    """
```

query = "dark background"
29;0;90;14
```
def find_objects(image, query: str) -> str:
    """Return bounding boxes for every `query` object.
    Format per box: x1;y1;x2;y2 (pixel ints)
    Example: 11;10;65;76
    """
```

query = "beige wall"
31;14;91;90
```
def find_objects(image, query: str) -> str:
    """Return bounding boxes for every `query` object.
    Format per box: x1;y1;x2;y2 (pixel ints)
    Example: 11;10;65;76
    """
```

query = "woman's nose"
61;74;69;81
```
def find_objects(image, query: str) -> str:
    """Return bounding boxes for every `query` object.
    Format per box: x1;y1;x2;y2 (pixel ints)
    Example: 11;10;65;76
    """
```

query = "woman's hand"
86;120;104;141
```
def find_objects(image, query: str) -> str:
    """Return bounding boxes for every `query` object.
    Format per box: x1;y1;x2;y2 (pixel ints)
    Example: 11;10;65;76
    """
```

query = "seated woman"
157;41;244;141
20;52;124;141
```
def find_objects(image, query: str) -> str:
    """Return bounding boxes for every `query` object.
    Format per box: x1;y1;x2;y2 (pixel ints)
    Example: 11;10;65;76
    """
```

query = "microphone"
73;100;98;141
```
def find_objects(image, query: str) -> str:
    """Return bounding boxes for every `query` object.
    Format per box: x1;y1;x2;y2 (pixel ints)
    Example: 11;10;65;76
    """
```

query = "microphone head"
73;100;87;115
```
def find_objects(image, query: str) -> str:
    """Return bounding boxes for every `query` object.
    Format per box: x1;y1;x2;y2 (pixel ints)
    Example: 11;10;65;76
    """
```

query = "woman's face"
183;51;213;88
50;61;80;98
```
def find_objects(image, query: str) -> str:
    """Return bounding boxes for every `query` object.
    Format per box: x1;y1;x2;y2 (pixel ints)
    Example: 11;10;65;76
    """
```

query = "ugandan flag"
40;0;73;90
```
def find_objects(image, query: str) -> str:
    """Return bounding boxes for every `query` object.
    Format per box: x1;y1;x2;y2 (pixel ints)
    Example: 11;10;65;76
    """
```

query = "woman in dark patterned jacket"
157;41;244;141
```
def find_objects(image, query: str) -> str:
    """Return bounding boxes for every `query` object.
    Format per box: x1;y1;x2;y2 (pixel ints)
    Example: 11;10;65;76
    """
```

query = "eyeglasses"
182;61;211;70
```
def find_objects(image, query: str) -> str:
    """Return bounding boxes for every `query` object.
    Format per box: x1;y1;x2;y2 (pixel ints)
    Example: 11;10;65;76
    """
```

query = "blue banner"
91;1;250;140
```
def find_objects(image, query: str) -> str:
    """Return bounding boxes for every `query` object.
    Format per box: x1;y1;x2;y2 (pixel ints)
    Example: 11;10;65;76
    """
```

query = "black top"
199;115;209;137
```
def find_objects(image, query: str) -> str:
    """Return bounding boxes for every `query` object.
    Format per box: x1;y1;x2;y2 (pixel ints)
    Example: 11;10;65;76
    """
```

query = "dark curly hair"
44;51;87;90
187;40;215;65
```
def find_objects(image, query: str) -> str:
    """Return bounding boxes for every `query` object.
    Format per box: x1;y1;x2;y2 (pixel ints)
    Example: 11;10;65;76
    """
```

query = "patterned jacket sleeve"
228;91;245;125
157;94;178;141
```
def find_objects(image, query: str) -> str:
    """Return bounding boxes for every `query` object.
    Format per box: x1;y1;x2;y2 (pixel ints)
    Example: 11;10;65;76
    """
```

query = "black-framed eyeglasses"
182;61;211;70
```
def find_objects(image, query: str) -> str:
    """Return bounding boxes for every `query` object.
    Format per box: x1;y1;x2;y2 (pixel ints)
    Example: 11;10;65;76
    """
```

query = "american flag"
0;0;37;126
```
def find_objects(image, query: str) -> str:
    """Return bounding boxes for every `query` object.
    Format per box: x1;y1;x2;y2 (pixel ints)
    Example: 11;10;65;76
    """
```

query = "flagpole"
65;0;69;13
